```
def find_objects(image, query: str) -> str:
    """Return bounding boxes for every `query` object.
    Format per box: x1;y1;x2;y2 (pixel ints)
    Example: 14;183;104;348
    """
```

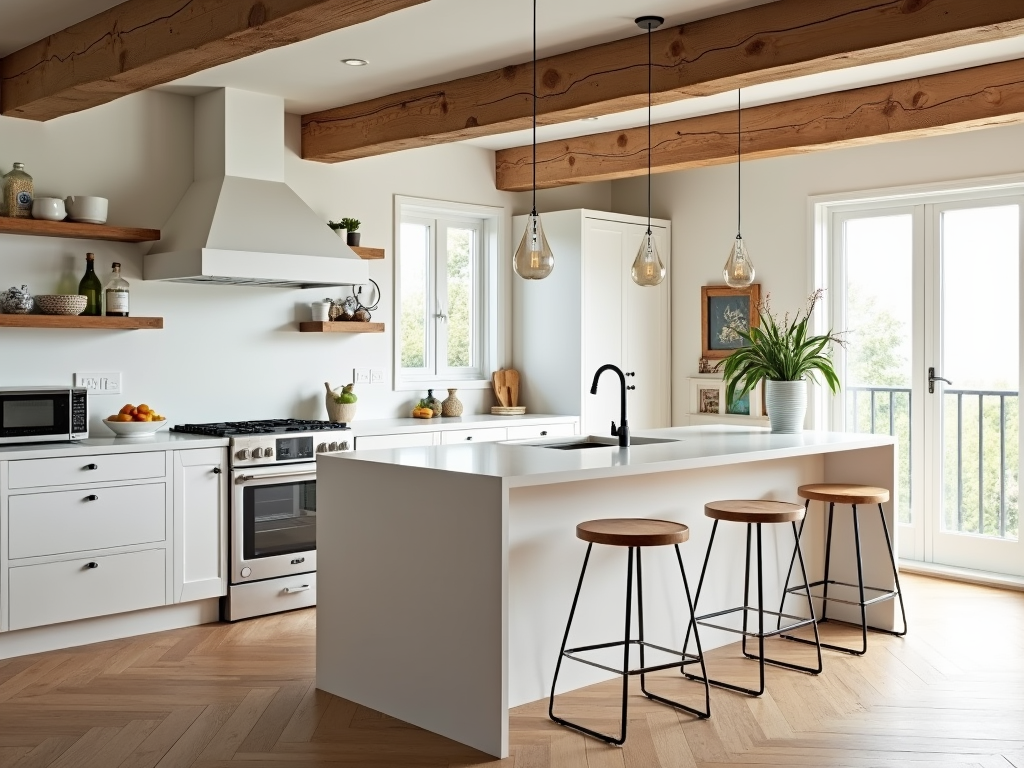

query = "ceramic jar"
2;164;33;218
0;285;34;314
441;388;463;417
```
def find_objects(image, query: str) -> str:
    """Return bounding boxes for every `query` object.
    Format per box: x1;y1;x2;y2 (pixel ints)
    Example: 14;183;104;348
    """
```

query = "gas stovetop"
172;419;350;437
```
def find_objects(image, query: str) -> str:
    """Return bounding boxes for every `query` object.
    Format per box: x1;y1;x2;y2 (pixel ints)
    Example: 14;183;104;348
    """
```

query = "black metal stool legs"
549;543;709;746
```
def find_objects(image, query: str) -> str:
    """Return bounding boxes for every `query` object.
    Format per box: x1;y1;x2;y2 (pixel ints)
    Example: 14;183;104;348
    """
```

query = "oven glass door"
242;476;316;560
0;392;70;441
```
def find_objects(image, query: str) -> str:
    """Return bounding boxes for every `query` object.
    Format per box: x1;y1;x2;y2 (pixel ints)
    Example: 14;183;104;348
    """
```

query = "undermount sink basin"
532;435;679;450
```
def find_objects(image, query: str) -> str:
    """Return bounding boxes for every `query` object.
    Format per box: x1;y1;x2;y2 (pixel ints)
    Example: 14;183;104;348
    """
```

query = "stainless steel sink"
531;435;679;450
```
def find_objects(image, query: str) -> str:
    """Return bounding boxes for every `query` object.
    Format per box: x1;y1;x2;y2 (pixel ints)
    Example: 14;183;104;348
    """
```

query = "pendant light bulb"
632;229;666;286
723;235;755;287
514;212;555;279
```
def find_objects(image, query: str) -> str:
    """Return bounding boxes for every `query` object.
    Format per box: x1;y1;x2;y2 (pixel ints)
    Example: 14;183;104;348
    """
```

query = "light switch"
75;372;122;395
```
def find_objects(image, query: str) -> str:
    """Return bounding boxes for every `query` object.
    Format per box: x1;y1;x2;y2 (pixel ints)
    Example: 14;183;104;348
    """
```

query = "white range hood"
145;89;367;288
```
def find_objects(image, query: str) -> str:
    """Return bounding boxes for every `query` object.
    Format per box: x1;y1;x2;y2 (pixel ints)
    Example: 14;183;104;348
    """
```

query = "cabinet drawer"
9;483;166;559
8;549;166;630
9;452;165;489
507;423;576;440
355;432;435;450
440;427;508;444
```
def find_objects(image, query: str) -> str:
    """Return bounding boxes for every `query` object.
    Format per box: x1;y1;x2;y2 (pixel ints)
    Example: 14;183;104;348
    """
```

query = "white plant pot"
765;379;807;434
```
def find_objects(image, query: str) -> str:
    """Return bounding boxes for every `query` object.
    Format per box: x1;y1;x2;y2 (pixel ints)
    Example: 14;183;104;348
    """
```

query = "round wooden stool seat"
798;484;889;505
576;518;689;547
704;500;805;524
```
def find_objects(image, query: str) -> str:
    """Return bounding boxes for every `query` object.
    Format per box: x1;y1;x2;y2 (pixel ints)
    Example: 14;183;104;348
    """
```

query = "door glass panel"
843;214;914;523
400;221;430;370
243;480;317;559
940;205;1019;540
446;226;475;369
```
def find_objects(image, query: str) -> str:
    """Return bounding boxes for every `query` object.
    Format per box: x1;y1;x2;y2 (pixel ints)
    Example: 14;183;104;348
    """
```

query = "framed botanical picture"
688;375;764;419
701;284;761;359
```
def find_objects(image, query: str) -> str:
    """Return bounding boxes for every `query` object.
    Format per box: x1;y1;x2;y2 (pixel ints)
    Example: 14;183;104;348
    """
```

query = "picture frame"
687;375;764;419
701;284;761;360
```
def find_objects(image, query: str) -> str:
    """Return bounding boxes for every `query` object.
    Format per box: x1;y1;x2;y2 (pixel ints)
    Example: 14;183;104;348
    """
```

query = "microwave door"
0;392;71;443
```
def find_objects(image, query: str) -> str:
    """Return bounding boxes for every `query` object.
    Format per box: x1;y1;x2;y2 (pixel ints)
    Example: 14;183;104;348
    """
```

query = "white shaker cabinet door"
173;448;228;603
582;218;625;436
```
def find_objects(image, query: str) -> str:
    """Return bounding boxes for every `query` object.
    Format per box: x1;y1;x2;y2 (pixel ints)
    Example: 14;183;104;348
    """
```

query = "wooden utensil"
492;370;510;407
506;369;520;407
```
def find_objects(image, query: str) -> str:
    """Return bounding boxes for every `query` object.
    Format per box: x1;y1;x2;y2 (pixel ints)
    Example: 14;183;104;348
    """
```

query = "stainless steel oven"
0;386;87;444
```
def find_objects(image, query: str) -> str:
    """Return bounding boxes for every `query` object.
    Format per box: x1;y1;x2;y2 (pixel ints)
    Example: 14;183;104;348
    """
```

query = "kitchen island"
316;426;896;757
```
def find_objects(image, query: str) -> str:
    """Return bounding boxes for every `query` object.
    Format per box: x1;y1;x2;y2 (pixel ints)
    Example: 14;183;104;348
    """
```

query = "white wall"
610;123;1024;424
0;89;604;431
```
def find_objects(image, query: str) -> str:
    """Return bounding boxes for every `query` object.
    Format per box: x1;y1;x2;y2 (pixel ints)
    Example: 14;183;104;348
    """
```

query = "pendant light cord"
737;88;742;239
647;22;652;236
531;0;537;217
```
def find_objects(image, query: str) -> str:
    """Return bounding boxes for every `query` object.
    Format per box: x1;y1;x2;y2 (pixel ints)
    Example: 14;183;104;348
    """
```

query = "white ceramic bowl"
35;294;87;315
32;197;66;221
65;196;108;224
102;418;169;437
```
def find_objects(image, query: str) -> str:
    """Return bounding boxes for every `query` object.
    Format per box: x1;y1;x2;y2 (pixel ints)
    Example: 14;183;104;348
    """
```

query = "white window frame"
394;196;506;391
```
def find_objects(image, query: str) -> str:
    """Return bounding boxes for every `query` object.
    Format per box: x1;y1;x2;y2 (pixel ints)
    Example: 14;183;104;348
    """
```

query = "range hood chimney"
145;88;367;288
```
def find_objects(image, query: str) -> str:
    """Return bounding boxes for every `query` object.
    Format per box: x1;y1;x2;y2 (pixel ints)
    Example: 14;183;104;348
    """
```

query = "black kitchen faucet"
590;364;635;448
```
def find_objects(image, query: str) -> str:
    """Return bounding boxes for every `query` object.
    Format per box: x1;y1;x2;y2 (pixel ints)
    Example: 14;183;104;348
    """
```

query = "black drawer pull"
466;436;473;441
291;557;306;565
212;467;222;474
85;562;99;569
85;494;99;502
541;430;548;436
85;463;98;470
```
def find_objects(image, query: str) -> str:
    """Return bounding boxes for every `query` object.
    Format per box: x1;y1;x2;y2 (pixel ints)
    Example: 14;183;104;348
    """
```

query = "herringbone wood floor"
0;574;1021;767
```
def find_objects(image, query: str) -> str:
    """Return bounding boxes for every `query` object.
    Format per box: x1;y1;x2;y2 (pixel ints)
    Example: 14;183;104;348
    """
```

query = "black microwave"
0;387;88;444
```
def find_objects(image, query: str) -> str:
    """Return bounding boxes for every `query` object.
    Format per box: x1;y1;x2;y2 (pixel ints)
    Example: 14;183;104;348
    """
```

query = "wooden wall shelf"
0;218;161;243
351;246;384;260
0;315;163;330
300;321;384;334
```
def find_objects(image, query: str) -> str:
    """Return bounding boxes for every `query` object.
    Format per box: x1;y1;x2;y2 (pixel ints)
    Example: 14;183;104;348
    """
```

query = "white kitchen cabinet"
512;210;671;436
355;432;437;450
505;423;576;440
8;451;165;489
173;447;228;604
439;427;507;444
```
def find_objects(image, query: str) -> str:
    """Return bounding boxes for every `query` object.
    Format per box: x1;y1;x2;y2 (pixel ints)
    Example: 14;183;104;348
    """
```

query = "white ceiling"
3;0;1024;153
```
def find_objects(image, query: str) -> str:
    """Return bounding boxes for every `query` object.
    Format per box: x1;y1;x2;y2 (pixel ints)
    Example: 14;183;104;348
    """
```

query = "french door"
832;189;1024;577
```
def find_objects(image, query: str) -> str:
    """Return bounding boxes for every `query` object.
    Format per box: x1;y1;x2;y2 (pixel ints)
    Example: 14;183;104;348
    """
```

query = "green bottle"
78;253;103;316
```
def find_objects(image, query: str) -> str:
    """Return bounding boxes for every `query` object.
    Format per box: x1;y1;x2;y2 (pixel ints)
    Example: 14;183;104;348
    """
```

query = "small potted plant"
328;220;347;239
340;217;361;247
722;290;843;433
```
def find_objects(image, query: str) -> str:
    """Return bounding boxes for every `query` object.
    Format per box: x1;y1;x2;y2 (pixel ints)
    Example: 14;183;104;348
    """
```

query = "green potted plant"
722;290;843;433
328;220;347;239
340;217;361;247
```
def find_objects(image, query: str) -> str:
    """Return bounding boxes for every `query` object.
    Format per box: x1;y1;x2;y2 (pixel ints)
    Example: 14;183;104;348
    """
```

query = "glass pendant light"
723;89;755;287
514;0;554;280
631;15;666;288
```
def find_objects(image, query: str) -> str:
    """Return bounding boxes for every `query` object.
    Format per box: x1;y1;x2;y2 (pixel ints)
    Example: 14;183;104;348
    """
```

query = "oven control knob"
252;447;264;459
329;441;339;452
241;567;252;578
339;441;350;451
236;448;250;460
264;446;273;457
317;442;328;453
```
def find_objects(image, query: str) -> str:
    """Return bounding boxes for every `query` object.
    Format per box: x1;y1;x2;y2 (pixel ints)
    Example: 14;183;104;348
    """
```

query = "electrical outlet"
75;372;122;395
370;369;384;384
353;368;370;384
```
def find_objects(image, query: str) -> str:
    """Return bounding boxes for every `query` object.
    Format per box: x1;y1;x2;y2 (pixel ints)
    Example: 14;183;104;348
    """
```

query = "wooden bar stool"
549;518;710;746
685;500;822;698
777;484;908;656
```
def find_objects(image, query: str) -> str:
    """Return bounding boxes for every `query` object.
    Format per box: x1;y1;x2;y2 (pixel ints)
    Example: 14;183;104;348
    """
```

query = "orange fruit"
137;404;151;414
120;404;134;415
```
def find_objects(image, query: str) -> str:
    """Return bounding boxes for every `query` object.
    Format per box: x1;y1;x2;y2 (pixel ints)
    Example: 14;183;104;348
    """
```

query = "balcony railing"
845;385;1019;540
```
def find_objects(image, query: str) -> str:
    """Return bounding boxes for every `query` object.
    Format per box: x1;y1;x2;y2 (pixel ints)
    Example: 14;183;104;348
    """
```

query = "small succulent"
327;220;345;231
339;217;360;232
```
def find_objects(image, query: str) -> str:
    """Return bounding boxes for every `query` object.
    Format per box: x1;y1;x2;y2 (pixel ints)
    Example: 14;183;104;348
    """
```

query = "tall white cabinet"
512;209;671;436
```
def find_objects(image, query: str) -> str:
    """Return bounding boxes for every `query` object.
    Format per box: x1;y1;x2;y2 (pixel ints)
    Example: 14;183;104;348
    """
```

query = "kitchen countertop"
0;432;229;461
328;424;894;487
347;413;577;436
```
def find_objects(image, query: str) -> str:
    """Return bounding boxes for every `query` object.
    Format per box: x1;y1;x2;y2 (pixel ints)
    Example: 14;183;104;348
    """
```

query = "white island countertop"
0;431;229;461
327;424;894;486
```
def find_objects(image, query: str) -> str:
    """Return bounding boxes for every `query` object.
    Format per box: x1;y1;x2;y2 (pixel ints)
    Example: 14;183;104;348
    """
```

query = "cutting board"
491;369;521;408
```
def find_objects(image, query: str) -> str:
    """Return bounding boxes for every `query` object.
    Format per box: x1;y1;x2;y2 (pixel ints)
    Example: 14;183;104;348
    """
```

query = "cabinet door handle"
85;463;98;470
284;585;310;593
541;430;548;436
85;562;99;569
212;467;222;474
85;494;99;502
466;436;473;441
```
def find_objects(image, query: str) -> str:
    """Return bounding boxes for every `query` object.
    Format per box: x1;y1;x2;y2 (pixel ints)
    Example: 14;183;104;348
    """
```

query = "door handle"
212;467;222;474
928;367;952;394
283;585;310;593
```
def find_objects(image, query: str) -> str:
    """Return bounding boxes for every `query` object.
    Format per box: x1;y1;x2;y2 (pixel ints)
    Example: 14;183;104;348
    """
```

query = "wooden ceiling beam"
493;58;1024;191
0;0;428;121
301;0;1024;163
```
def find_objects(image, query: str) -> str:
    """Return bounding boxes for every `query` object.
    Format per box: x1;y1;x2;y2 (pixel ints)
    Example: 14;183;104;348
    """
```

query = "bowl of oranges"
103;404;168;437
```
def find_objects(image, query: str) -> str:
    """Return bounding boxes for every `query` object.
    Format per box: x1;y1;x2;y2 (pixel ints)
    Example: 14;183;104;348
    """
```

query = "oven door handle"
283;584;311;593
235;470;317;484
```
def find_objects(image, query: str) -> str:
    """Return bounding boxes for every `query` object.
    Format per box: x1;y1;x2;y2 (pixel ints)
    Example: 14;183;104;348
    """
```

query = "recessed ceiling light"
341;58;369;66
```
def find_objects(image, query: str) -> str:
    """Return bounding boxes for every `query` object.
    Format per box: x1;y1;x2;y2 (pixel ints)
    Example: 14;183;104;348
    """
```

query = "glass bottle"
2;163;33;218
104;262;130;317
78;253;103;316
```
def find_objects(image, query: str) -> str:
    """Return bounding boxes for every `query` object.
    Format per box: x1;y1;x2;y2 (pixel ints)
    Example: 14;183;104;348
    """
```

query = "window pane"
446;226;475;369
400;222;429;370
842;214;914;524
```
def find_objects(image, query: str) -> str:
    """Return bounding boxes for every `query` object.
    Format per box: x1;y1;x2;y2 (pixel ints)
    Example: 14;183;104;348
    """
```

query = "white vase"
765;379;807;433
